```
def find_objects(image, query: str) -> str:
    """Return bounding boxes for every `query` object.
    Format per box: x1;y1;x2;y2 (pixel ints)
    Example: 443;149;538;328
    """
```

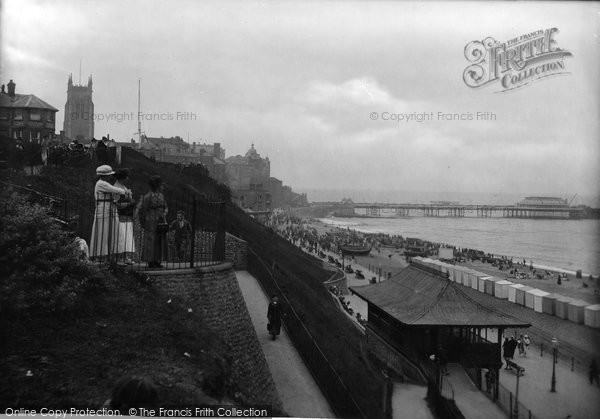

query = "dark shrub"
0;193;111;317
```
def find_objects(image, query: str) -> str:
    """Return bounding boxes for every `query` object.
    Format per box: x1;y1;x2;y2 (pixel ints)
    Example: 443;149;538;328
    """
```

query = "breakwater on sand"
318;216;600;276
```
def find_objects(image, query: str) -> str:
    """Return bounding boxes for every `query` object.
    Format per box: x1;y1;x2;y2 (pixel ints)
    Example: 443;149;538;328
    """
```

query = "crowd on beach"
267;211;596;286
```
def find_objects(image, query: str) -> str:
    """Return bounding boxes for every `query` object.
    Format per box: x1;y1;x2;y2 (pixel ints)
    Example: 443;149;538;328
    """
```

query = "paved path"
445;364;507;419
392;383;434;419
235;271;335;418
496;344;600;419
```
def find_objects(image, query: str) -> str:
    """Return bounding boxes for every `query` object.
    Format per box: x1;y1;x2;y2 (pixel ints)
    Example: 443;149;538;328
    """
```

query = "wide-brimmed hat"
96;165;115;176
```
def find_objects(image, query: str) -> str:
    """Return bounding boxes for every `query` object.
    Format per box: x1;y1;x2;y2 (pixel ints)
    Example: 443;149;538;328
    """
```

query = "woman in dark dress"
267;296;282;340
136;175;168;268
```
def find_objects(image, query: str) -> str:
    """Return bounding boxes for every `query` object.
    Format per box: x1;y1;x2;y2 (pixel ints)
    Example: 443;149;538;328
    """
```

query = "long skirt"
90;204;120;257
116;218;136;254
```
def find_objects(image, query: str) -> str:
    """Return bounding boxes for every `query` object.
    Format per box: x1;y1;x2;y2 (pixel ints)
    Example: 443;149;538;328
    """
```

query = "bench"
506;360;525;375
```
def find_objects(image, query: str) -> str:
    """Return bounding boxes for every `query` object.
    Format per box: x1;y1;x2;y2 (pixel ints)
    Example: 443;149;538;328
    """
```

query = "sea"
303;189;600;277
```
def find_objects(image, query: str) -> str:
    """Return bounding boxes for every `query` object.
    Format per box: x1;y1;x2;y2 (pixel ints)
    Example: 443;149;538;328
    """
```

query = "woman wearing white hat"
89;165;131;260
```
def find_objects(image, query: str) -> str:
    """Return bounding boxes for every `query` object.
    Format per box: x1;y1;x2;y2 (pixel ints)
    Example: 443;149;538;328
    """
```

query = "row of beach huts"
413;257;600;329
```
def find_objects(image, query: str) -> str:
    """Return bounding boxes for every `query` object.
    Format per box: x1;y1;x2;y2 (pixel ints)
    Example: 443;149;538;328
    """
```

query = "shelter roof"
350;262;530;328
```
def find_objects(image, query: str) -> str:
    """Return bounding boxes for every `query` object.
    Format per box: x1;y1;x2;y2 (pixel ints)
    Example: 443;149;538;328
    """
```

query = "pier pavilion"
350;261;531;401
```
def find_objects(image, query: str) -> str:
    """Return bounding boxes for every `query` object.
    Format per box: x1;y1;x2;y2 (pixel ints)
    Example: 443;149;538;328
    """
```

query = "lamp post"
513;365;523;419
550;337;558;392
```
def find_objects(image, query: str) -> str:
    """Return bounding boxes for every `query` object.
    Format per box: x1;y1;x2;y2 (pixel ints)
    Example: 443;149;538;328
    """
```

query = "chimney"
7;80;16;97
214;142;221;158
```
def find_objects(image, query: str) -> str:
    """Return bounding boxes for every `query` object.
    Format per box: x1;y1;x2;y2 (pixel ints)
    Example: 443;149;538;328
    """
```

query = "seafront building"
226;144;271;212
136;135;227;183
225;144;307;212
0;80;58;140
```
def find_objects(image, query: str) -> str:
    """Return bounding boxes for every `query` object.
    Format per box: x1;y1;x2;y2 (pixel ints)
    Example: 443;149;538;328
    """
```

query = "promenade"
235;270;335;418
318;245;600;419
497;346;600;419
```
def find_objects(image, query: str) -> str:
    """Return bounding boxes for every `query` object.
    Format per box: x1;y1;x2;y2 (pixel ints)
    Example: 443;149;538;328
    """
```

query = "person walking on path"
90;165;129;260
523;334;531;356
136;175;168;268
267;295;282;340
517;335;525;357
507;337;518;361
590;359;600;387
485;369;496;394
503;338;511;369
113;168;136;263
169;210;192;261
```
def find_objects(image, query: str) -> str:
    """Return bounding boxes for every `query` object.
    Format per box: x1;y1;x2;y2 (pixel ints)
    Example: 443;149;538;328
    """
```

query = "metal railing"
469;366;539;419
9;183;226;270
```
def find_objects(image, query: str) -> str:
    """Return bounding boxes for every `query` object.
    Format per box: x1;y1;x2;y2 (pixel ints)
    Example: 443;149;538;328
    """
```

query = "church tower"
63;74;94;141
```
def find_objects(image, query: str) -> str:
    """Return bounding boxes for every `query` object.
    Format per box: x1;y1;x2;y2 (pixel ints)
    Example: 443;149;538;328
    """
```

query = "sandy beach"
301;217;600;305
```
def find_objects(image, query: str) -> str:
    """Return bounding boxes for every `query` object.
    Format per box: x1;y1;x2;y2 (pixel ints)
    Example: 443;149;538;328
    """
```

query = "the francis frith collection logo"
463;28;572;92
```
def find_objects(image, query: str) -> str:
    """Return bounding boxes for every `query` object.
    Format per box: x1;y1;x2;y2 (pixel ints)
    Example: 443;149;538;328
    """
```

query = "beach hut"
462;269;473;287
419;257;433;268
494;280;514;299
478;276;491;292
426;258;442;272
567;300;588;324
473;273;487;291
584;304;600;329
541;293;559;315
555;296;573;319
507;284;525;303
455;266;469;285
484;277;501;296
526;289;550;312
515;286;533;306
470;272;482;290
435;261;452;278
445;266;456;282
462;270;472;288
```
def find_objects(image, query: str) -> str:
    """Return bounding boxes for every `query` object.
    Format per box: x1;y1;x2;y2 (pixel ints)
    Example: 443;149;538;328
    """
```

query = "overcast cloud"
1;0;598;202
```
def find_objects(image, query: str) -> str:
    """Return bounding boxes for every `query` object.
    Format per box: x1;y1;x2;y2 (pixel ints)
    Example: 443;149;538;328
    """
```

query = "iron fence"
13;184;226;270
474;368;539;419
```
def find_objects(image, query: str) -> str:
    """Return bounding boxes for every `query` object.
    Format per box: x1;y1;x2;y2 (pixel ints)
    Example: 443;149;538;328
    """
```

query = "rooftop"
0;92;58;111
350;262;531;328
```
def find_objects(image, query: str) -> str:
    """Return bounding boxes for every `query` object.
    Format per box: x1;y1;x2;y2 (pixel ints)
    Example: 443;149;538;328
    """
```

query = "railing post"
214;202;226;262
189;196;196;268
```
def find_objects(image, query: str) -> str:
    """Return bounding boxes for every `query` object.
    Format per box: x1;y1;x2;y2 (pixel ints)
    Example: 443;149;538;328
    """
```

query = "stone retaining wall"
150;263;281;410
225;233;247;270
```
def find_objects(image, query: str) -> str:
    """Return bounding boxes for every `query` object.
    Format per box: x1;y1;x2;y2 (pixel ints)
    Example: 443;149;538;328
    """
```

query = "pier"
333;202;584;219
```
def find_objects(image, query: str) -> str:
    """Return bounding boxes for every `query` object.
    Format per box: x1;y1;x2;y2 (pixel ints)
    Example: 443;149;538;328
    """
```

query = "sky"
1;0;599;203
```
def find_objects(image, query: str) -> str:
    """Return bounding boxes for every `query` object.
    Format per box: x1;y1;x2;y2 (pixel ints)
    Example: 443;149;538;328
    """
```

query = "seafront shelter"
350;261;530;402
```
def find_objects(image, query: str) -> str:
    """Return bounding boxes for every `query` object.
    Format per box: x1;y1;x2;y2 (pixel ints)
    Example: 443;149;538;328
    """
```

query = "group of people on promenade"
89;164;192;268
502;334;531;370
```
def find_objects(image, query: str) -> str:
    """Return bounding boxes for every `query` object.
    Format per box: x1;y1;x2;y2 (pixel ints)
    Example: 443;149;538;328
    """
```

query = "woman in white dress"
89;165;129;260
113;168;136;263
